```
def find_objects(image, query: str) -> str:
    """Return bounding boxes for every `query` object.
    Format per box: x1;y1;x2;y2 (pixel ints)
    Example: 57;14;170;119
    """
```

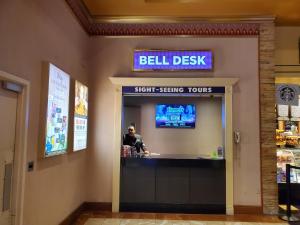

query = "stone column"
259;21;277;214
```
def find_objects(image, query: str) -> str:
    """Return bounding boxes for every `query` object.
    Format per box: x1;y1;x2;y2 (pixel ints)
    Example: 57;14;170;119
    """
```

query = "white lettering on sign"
162;56;169;65
139;56;170;66
155;56;162;65
182;56;189;65
134;87;156;93
139;56;147;65
198;56;206;65
173;56;181;65
190;56;197;65
148;56;155;65
139;55;207;66
132;87;214;93
187;87;212;93
173;56;206;66
159;87;184;93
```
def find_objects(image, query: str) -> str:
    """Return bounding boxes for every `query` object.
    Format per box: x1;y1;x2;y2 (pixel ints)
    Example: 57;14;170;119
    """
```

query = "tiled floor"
74;212;288;225
83;218;288;225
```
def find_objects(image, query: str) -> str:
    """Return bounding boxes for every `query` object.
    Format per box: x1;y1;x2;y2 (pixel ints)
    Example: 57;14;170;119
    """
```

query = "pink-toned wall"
0;0;90;225
88;37;261;206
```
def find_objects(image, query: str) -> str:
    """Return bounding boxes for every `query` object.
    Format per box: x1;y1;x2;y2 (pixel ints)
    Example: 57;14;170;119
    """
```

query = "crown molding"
65;0;275;36
92;16;275;24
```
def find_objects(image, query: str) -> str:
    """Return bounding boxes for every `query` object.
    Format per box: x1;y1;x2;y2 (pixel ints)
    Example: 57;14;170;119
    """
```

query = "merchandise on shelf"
285;136;299;147
276;129;286;146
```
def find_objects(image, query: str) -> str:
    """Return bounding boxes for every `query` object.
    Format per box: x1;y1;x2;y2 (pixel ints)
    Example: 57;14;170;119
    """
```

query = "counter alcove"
120;154;226;214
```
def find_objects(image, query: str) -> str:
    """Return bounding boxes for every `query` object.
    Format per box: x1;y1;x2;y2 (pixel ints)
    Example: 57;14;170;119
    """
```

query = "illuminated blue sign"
133;50;213;71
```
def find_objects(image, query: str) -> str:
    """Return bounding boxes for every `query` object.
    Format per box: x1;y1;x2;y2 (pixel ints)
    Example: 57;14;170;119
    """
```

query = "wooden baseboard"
59;202;112;225
59;203;85;225
84;202;112;211
234;205;263;214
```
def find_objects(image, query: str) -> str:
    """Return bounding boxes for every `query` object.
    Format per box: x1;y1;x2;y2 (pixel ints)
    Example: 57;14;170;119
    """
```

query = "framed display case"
277;149;300;183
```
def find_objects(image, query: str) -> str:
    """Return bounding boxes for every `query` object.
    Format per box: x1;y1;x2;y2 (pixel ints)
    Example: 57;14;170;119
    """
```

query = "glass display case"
275;82;300;205
276;101;300;183
277;149;300;183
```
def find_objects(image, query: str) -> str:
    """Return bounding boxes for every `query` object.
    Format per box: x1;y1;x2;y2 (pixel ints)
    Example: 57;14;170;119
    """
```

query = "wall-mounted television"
156;104;196;128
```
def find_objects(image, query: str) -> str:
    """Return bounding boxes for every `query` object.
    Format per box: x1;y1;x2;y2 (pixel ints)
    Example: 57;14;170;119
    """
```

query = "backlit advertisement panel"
74;81;88;151
45;64;70;157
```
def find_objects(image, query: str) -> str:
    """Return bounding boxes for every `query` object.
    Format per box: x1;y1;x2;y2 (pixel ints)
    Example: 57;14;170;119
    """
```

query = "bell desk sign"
133;50;213;71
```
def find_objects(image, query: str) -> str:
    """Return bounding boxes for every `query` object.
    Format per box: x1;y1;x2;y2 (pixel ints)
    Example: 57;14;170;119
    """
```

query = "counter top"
121;153;224;160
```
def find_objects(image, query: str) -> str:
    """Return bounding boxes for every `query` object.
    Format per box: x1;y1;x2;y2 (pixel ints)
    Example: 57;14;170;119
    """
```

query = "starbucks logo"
279;86;296;103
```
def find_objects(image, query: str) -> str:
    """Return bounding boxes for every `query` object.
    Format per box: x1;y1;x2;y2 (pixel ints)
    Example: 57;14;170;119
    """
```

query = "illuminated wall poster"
45;64;70;157
74;80;88;151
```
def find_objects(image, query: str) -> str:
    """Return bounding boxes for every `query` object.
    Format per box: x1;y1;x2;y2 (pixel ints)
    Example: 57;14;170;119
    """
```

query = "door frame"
0;70;30;225
110;77;238;215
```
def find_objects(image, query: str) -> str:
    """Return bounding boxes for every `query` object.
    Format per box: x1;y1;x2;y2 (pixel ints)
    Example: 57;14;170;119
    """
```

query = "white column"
225;85;234;215
112;85;122;212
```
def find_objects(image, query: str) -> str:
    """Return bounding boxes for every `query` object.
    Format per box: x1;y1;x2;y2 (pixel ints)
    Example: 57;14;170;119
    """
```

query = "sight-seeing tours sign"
133;50;213;71
122;86;224;96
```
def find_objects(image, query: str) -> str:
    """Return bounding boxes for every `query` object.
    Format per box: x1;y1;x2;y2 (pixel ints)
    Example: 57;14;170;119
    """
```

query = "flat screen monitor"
156;104;196;128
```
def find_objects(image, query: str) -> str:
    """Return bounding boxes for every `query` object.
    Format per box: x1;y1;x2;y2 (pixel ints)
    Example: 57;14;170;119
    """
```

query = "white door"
0;85;18;225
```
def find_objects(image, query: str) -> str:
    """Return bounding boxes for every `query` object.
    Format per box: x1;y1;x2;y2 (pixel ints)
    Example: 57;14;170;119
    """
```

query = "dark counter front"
120;154;226;214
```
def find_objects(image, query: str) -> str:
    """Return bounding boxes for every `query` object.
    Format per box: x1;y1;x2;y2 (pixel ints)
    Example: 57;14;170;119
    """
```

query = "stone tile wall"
259;22;277;214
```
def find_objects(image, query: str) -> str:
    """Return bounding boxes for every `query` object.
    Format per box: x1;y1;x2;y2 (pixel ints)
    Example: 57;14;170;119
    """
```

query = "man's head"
127;125;136;136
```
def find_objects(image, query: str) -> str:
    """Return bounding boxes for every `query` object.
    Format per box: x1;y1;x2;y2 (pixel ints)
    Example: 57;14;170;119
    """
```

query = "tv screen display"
156;104;196;128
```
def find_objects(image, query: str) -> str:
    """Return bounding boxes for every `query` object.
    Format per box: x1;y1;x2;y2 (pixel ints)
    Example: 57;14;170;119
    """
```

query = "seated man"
123;125;148;153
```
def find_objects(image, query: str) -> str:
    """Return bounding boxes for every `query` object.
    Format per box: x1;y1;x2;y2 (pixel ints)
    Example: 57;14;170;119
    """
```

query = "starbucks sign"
276;84;299;106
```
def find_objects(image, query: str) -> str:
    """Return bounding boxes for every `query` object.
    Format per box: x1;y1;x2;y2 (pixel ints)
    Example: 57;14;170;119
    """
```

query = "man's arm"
138;135;148;153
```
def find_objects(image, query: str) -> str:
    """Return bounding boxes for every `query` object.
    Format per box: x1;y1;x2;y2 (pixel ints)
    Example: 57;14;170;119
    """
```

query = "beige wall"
123;106;141;134
88;37;261;206
275;26;300;65
0;0;89;225
124;96;223;155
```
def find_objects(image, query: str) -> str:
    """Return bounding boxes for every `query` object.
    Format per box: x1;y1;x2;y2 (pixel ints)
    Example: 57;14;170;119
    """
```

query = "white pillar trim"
110;77;238;215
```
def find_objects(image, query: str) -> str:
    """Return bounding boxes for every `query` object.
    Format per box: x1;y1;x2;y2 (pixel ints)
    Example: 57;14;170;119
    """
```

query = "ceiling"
81;0;300;25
